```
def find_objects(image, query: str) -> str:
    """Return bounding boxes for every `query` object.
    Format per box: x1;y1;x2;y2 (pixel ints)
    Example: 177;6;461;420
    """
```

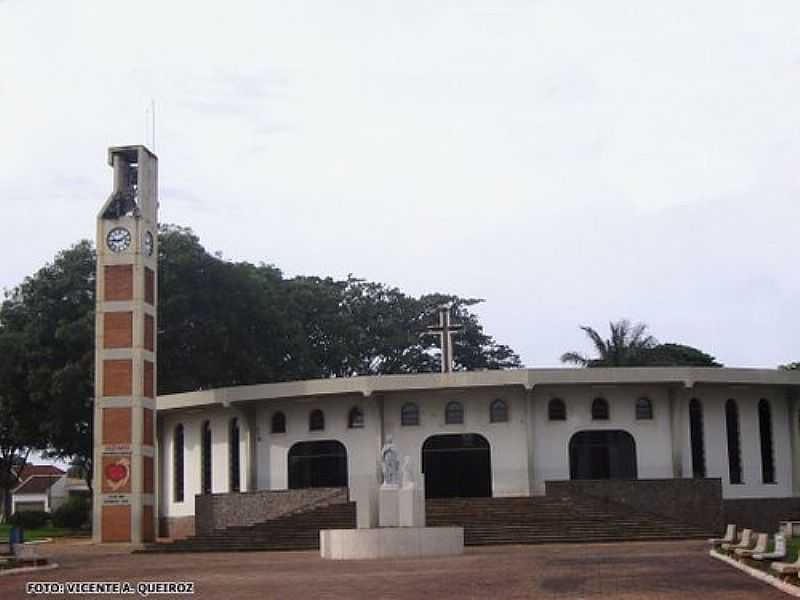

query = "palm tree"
561;320;658;367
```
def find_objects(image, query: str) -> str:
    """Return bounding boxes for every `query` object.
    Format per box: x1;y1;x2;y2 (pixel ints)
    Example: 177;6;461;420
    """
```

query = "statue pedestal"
398;483;425;527
322;447;459;560
320;527;463;560
378;484;400;528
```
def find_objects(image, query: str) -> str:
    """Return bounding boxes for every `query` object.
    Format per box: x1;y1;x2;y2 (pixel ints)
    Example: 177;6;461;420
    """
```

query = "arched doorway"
569;430;637;480
422;434;491;498
288;440;348;489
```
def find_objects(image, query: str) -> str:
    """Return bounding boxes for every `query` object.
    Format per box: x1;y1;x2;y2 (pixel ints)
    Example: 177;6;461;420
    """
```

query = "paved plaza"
0;539;787;599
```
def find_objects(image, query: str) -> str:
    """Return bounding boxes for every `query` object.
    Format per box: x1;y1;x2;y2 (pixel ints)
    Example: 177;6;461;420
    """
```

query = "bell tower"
92;145;158;544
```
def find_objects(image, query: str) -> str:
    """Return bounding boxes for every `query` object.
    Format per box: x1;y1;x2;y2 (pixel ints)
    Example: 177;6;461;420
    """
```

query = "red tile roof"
16;464;65;482
13;475;62;495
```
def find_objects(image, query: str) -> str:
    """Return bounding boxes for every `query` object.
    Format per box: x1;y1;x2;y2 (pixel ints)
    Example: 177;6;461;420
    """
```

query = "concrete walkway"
0;539;788;599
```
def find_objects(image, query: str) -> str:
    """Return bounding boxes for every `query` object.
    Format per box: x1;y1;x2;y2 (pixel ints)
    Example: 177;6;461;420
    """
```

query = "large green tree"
643;343;722;367
0;327;49;519
0;241;95;500
0;226;522;488
157;226;520;389
0;329;41;521
561;320;721;367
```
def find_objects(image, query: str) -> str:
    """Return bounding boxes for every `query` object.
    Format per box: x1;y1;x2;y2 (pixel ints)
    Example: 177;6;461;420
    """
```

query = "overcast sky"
1;0;798;369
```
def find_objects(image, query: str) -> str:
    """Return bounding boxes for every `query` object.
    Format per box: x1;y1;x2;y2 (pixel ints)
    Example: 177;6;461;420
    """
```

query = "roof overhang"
156;367;800;413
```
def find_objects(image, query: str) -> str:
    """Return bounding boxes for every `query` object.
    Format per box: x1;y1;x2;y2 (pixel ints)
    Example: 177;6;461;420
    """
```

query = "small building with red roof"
10;464;89;514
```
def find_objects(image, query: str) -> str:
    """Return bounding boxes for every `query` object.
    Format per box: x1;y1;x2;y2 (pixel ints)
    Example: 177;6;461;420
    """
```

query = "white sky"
1;0;798;368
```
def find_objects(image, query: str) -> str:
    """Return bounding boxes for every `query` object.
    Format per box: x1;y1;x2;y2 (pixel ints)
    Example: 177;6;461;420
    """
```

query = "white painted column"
669;387;687;478
788;390;800;496
245;407;258;492
525;386;539;494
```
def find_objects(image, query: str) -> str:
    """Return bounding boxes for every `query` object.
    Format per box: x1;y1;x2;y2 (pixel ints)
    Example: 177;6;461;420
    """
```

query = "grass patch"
0;523;88;542
786;539;800;563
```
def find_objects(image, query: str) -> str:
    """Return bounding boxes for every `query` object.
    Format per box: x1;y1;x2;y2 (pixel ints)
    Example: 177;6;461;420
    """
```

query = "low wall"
546;478;724;531
723;498;800;534
194;487;349;536
159;516;196;540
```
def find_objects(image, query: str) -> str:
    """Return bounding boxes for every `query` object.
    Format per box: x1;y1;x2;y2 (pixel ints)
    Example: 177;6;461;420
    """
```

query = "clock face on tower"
106;227;132;253
144;230;154;256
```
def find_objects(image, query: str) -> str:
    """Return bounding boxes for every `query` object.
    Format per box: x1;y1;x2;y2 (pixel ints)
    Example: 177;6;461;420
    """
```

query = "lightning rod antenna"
145;99;156;150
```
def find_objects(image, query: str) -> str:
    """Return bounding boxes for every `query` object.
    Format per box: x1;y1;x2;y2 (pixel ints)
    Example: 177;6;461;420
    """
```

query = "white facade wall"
159;407;250;519
689;386;792;499
530;385;675;494
157;381;798;522
49;477;68;511
383;388;530;497
255;394;381;527
11;493;49;513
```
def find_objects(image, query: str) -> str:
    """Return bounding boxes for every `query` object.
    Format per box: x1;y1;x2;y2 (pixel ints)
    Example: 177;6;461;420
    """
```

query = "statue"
376;440;427;529
401;456;415;488
380;437;401;486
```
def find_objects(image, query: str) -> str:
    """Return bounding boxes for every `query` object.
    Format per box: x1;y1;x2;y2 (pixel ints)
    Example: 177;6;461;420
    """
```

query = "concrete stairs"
426;496;717;545
141;494;716;553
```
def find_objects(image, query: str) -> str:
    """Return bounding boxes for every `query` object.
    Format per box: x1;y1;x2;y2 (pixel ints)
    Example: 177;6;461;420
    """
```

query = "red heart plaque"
106;463;128;482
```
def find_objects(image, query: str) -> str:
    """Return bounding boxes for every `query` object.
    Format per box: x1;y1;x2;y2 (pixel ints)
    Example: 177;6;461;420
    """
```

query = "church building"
91;145;800;544
156;367;800;537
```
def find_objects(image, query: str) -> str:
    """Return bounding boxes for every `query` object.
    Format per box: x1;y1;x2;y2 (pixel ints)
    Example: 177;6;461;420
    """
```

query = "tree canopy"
157;225;521;390
0;240;95;517
643;343;722;367
0;225;522;490
561;320;722;367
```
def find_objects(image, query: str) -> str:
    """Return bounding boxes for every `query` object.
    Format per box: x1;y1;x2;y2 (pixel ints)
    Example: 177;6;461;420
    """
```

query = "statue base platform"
320;527;464;560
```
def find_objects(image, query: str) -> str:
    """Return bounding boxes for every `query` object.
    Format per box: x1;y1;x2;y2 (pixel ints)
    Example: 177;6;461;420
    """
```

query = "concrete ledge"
710;549;800;597
0;562;59;577
320;527;464;560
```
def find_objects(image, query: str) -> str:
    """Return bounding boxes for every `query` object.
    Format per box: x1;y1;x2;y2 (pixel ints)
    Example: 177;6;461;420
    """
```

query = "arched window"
548;398;566;421
490;399;508;423
271;411;286;434
309;409;325;431
401;403;419;426
591;397;609;420
635;397;653;420
348;407;365;429
759;399;775;484
201;420;212;495
173;424;184;502
725;399;742;484
229;418;241;493
689;398;706;478
445;401;464;425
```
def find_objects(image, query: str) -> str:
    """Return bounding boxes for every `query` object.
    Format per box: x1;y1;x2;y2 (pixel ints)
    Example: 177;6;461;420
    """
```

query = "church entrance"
569;430;637;480
422;434;491;498
288;440;348;489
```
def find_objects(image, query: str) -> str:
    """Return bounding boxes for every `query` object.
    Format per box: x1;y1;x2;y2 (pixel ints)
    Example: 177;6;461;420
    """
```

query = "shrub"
52;496;91;530
8;510;51;529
